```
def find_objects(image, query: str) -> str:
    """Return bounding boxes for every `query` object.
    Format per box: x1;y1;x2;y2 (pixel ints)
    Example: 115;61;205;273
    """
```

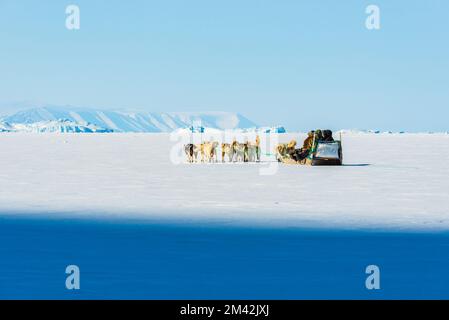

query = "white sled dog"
247;142;260;162
231;141;247;162
202;141;219;162
221;143;234;162
247;135;260;162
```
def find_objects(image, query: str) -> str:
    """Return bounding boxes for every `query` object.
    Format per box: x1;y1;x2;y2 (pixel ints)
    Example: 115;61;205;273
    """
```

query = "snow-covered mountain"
1;119;113;133
1;107;258;133
0;121;14;132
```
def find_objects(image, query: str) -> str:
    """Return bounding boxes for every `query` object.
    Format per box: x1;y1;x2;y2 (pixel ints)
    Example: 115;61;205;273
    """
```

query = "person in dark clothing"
314;129;324;142
322;130;334;142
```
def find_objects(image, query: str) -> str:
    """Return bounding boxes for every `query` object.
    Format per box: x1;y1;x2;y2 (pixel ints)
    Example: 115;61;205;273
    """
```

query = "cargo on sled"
309;140;343;166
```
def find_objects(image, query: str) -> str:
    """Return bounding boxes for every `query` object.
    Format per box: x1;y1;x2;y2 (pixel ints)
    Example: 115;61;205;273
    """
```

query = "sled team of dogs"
185;138;261;163
185;137;299;163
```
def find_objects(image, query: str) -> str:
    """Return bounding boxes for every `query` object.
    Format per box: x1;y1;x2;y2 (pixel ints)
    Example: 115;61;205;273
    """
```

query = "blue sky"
0;0;448;131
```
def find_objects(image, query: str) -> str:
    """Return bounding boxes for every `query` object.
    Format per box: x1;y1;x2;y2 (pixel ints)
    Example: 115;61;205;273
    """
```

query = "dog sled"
280;140;343;166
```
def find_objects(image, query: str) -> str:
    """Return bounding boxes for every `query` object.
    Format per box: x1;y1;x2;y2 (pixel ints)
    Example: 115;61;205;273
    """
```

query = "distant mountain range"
0;119;113;133
0;106;259;133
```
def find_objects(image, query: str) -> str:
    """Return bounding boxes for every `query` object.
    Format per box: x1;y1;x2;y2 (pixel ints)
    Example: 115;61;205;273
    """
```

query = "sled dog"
221;143;234;162
275;140;297;161
232;141;247;162
202;141;219;162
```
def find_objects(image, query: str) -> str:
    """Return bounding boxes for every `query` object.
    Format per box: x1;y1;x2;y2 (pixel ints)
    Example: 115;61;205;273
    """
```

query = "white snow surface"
0;133;448;231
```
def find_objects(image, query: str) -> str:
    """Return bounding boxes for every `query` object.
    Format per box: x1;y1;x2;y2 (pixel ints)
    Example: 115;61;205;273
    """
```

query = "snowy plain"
0;132;448;231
